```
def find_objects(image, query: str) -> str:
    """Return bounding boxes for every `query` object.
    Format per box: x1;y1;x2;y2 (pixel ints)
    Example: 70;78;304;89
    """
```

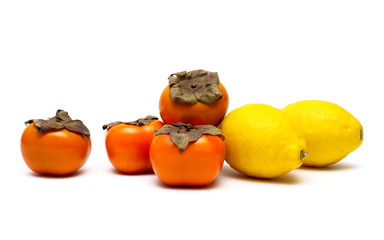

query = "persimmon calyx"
102;115;158;130
168;69;223;105
154;123;224;152
25;109;90;137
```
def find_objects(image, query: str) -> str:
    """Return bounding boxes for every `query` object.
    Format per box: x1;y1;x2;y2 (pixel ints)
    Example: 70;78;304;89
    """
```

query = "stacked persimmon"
103;70;228;186
21;70;229;187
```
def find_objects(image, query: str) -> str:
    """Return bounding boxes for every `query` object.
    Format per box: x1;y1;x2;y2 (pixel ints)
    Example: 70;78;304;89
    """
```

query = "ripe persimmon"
159;70;229;126
20;110;91;176
150;123;225;187
103;116;164;173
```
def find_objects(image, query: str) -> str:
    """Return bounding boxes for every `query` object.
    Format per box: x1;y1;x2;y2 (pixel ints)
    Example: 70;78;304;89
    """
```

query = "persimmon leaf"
103;116;158;130
168;69;222;105
154;123;223;152
26;110;90;137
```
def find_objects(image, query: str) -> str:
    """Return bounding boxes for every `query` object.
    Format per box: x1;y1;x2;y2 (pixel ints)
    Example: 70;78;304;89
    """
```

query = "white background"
1;1;383;239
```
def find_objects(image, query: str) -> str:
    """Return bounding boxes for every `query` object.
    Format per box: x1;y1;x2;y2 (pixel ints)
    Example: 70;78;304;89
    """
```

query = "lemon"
220;104;307;178
282;100;363;167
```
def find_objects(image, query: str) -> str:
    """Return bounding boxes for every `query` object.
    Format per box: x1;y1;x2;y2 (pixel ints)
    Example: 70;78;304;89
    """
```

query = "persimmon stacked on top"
159;69;229;126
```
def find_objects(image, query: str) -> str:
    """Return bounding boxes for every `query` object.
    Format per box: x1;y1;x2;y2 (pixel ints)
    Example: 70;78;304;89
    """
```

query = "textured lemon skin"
220;104;307;178
282;100;363;167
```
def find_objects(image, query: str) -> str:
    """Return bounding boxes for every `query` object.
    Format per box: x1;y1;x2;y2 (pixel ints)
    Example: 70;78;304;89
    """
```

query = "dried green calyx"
102;115;158;130
168;69;222;105
154;123;224;152
25;109;90;137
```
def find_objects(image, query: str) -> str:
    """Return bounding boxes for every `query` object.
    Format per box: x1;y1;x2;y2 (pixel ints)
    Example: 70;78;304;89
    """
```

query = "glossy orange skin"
159;83;229;126
20;123;91;175
150;134;225;186
105;120;164;173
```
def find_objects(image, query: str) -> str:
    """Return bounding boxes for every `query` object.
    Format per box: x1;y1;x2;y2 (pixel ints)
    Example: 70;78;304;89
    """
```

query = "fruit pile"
20;69;364;186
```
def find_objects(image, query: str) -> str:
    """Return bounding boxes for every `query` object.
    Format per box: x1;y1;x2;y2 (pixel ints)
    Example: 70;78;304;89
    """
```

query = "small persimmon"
103;116;164;174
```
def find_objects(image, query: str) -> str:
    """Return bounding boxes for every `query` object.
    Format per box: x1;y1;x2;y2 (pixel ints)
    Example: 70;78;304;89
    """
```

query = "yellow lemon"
282;100;363;167
220;104;307;178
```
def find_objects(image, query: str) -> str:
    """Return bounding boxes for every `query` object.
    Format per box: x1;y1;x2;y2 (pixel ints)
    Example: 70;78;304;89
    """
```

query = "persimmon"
150;123;225;187
103;116;164;174
20;110;91;176
159;70;229;126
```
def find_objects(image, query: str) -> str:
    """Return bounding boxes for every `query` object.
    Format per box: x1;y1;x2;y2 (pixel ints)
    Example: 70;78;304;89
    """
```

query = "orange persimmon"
159;70;229;126
20;110;91;176
103;116;163;174
150;123;225;187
